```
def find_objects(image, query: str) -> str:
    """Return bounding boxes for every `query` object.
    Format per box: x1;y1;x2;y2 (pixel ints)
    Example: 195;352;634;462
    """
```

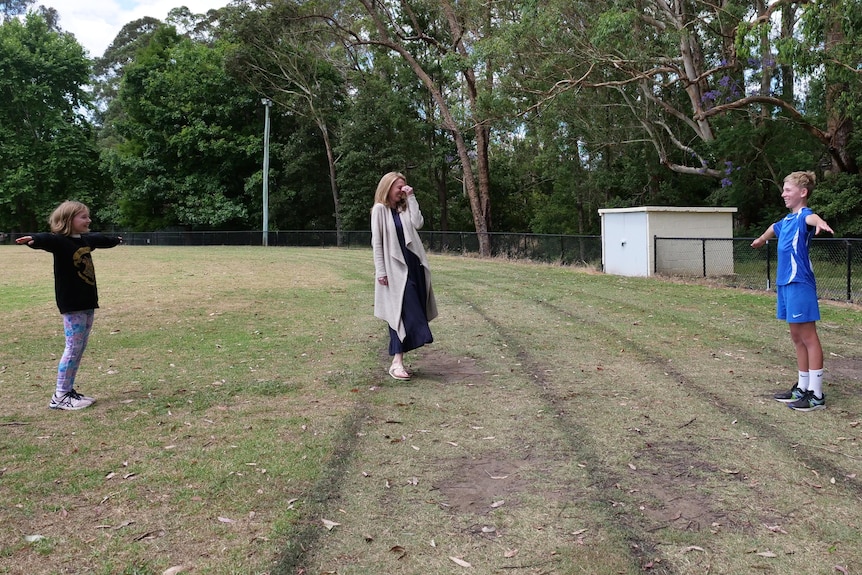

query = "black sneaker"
774;385;804;403
787;390;826;412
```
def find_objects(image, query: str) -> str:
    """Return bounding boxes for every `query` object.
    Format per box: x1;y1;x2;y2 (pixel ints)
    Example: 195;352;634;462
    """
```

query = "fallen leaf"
490;500;505;508
504;548;518;558
449;556;472;568
24;534;45;543
835;565;849;574
321;519;341;531
756;551;777;558
218;517;235;524
683;546;705;553
162;567;187;575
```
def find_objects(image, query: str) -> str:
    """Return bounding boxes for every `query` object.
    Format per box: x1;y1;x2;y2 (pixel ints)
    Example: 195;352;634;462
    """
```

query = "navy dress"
389;209;434;355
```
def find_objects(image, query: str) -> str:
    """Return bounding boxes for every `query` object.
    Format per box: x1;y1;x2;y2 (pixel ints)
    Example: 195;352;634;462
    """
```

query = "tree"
0;0;33;21
224;0;348;243
0;13;104;232
105;26;263;230
315;0;515;255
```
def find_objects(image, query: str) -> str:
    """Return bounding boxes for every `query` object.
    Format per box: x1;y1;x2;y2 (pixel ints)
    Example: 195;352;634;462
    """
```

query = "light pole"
261;98;272;246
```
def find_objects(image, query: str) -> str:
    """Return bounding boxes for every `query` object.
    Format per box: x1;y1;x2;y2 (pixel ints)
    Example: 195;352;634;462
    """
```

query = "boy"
751;171;834;411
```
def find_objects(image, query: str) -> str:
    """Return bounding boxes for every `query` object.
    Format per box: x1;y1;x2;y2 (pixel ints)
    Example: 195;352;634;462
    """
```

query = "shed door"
604;212;649;276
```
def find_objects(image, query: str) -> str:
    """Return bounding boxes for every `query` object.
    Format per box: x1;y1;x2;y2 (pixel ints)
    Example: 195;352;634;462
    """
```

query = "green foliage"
6;0;862;239
104;28;262;230
590;9;638;52
0;13;104;232
814;173;862;236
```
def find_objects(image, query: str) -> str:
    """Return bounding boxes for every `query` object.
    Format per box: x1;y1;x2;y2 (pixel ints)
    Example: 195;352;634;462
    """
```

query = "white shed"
598;206;738;277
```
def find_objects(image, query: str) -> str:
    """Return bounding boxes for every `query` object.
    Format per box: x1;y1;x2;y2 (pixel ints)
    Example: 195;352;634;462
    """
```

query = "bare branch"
695;95;829;142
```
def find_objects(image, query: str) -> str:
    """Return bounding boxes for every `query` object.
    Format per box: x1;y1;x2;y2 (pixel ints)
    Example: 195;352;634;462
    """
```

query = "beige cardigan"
371;195;438;340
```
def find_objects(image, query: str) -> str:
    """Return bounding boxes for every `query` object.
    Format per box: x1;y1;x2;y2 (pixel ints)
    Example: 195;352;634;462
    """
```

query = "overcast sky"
45;0;230;58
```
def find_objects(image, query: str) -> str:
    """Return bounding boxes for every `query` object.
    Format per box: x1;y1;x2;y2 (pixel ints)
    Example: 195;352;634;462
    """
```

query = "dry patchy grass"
2;246;862;575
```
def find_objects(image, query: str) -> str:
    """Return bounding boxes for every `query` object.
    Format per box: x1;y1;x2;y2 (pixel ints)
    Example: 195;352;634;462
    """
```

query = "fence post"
702;239;707;277
766;240;771;290
848;240;853;302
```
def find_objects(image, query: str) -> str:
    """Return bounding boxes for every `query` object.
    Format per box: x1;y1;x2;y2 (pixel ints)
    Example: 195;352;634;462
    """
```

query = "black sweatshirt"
27;233;122;314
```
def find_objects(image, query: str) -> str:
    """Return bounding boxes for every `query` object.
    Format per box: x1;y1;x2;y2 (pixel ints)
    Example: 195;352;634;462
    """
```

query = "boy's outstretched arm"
806;213;834;236
751;225;775;248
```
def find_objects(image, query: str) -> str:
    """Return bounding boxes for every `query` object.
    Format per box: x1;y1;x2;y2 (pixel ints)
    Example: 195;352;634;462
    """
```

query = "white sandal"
388;364;411;381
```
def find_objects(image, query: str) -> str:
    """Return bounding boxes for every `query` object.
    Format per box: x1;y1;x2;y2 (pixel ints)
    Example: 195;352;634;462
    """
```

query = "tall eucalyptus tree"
224;0;348;243
322;0;525;256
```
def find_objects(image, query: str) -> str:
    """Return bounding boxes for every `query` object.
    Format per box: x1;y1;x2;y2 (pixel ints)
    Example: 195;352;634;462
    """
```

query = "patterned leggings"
57;310;95;394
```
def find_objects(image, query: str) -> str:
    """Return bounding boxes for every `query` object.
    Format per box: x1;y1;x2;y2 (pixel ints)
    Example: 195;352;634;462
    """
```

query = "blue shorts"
776;283;820;323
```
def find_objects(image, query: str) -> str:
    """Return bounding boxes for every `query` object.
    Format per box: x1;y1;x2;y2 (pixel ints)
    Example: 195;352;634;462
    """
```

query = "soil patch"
414;349;487;385
632;441;733;532
829;356;862;382
432;455;530;514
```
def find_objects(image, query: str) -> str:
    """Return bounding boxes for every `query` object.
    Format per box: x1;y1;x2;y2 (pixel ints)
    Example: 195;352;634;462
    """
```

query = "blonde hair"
784;171;816;198
373;171;407;211
49;201;89;235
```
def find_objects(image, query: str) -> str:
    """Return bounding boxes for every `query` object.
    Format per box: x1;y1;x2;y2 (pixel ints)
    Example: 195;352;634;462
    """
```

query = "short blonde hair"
49;201;89;235
373;171;407;211
784;171;816;198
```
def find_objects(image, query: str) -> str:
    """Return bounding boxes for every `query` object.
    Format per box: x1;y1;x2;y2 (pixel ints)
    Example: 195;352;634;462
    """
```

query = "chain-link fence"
8;229;859;302
655;237;862;303
89;230;604;266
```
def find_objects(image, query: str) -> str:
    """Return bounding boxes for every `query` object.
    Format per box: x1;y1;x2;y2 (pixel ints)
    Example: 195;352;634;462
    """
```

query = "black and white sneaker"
787;390;826;412
49;390;94;410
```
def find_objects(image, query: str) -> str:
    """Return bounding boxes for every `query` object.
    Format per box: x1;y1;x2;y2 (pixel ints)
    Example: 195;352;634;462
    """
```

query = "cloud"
43;0;229;58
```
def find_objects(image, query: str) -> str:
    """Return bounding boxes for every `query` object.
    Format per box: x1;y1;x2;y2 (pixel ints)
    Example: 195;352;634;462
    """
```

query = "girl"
371;172;438;380
17;201;123;410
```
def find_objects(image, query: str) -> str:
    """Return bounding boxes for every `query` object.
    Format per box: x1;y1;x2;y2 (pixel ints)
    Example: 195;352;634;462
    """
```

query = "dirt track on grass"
273;263;862;575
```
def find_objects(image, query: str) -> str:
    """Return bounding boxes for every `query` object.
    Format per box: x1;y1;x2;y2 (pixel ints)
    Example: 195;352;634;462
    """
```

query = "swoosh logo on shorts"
792;313;803;318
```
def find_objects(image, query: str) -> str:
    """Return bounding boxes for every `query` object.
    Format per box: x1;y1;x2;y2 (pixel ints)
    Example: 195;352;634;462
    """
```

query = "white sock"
808;369;824;398
797;371;810;391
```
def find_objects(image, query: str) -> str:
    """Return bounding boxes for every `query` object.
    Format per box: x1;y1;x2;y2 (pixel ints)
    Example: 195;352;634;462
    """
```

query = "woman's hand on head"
402;185;413;196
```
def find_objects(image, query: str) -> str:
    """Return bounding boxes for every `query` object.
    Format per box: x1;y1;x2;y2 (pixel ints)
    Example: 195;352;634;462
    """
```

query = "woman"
371;172;438;380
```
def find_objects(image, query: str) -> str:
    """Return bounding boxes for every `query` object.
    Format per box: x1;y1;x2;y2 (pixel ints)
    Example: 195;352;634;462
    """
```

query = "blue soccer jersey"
774;207;815;287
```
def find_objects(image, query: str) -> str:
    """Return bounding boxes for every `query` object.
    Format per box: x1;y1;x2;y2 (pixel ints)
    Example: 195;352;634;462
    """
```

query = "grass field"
2;245;862;575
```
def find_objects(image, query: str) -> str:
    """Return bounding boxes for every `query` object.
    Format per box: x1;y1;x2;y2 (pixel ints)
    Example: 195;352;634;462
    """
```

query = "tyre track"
443;276;862;572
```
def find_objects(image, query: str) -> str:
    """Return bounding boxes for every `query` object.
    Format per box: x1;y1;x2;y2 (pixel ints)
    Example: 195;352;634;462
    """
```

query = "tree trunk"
318;118;343;246
824;3;858;173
